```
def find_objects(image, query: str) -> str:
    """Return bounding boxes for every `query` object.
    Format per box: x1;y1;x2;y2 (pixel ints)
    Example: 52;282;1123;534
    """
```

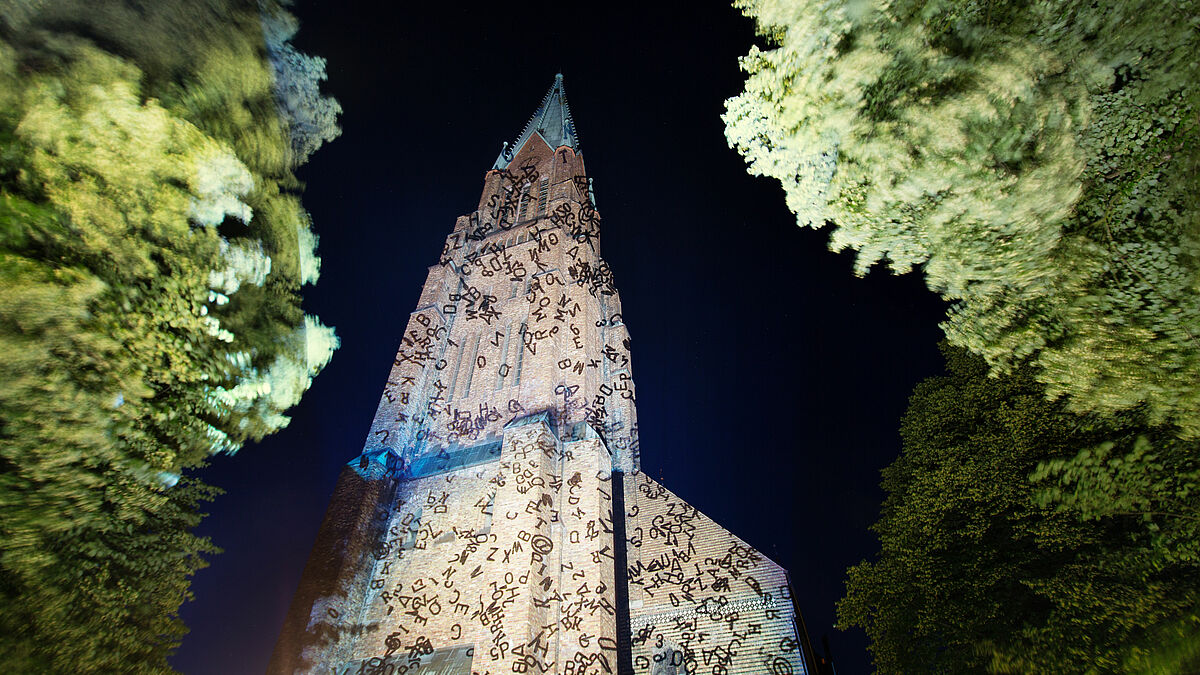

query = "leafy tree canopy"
838;345;1200;673
725;0;1200;436
0;1;340;670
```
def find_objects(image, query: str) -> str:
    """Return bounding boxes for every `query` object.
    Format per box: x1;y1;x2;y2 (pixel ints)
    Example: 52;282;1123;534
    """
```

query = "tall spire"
492;73;579;170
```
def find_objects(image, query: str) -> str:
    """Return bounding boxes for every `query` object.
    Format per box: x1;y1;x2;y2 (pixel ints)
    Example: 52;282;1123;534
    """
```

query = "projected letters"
268;76;811;675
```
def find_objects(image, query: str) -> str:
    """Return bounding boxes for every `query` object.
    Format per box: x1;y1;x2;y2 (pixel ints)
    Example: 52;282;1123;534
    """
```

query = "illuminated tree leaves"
838;345;1200;673
0;1;339;670
724;0;1200;436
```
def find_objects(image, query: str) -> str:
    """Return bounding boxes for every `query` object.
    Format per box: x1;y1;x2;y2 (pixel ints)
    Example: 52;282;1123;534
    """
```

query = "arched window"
537;177;549;216
517;182;531;223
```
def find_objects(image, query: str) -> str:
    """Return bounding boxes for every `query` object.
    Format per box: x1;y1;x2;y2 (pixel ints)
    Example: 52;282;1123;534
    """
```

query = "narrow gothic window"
537;177;549;215
502;186;514;227
462;335;481;399
445;334;464;402
514;323;526;386
517;183;531;223
495;323;511;390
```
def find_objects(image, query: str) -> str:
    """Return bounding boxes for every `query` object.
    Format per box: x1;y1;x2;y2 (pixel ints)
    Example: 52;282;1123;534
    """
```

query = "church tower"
269;75;817;675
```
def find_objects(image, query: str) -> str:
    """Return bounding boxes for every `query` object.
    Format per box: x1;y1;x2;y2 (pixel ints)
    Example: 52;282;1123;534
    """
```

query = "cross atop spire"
492;73;579;170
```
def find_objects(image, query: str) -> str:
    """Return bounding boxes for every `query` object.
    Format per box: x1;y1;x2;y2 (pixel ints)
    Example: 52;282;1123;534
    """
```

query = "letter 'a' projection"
269;75;821;675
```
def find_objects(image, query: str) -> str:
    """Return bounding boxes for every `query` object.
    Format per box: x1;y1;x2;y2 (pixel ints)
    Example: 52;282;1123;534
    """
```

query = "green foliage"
1120;609;1200;674
837;345;1200;673
724;0;1200;436
1033;431;1200;567
0;1;340;670
730;2;1200;668
261;7;343;165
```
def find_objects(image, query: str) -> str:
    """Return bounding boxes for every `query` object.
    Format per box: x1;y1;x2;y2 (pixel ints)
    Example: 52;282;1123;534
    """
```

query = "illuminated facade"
269;75;817;675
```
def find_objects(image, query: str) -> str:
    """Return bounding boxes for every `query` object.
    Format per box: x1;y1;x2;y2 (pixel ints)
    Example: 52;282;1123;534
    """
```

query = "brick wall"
624;473;811;675
271;116;812;675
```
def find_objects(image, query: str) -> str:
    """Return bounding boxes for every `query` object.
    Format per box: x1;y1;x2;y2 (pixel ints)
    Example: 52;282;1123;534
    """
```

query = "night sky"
171;2;948;673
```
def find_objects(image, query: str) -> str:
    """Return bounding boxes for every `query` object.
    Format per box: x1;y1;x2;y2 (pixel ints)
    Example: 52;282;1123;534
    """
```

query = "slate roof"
492;73;579;170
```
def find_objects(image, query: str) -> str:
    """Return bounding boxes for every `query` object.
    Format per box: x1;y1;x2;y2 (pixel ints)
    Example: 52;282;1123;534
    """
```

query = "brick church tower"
269;76;818;675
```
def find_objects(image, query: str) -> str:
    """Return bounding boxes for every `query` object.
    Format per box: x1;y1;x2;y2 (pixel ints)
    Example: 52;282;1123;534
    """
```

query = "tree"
837;345;1200;673
0;1;340;669
724;0;1200;436
261;7;343;165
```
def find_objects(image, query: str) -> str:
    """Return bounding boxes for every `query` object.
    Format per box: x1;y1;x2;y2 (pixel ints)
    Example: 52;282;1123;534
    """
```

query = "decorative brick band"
630;597;778;628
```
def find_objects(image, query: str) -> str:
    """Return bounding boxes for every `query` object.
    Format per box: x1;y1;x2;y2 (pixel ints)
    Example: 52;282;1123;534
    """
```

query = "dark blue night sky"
172;2;948;673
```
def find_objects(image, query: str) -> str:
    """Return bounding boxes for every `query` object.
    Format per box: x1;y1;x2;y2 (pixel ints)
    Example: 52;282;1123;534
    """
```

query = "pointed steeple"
492;73;579;170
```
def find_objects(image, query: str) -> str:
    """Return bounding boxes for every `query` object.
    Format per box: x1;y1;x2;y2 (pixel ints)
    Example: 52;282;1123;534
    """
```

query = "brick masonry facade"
268;81;815;675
